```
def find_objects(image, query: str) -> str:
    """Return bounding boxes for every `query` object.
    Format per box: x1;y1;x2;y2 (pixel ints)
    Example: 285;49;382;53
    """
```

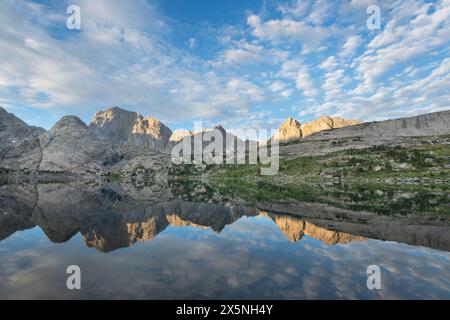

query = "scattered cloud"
0;0;448;130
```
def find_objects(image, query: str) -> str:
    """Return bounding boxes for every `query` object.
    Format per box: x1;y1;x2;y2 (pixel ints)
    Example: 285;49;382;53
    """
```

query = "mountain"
280;110;450;157
90;107;172;153
39;115;113;172
273;115;362;143
0;107;45;170
1;106;449;173
170;124;246;155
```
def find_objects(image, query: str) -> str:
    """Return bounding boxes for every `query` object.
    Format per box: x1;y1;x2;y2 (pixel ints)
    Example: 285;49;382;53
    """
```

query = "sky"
0;0;449;133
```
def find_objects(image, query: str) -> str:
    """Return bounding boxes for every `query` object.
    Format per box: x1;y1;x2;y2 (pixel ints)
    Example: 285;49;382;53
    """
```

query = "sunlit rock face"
0;107;45;171
260;211;367;244
166;214;208;229
169;129;193;142
90;106;172;153
273;118;303;143
273;116;362;143
301;116;362;137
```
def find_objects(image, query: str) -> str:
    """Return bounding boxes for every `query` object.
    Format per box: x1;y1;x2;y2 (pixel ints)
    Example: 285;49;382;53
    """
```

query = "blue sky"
0;0;449;133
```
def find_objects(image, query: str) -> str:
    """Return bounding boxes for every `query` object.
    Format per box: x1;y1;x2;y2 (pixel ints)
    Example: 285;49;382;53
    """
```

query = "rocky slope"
39;116;106;172
0;107;45;170
281;110;450;158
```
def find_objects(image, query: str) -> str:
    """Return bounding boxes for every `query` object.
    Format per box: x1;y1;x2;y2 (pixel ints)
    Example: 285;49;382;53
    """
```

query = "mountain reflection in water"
0;181;449;299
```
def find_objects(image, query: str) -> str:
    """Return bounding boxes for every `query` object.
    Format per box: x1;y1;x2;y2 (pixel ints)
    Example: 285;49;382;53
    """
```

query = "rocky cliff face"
0;107;45;170
273;115;361;143
90;107;172;153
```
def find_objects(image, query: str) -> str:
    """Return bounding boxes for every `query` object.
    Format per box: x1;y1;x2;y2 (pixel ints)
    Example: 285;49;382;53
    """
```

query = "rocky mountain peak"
90;106;172;152
274;117;303;142
53;115;88;130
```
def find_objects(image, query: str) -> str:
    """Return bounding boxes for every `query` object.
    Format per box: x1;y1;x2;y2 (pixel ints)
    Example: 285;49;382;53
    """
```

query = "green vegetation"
168;143;450;217
171;143;450;183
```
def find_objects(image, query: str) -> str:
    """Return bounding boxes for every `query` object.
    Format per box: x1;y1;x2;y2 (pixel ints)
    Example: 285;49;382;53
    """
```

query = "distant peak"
54;115;88;129
99;106;133;115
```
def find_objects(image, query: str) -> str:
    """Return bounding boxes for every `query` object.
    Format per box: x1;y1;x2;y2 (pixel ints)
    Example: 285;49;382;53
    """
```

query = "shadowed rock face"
0;182;449;252
0;107;45;170
39;116;111;172
90;107;172;153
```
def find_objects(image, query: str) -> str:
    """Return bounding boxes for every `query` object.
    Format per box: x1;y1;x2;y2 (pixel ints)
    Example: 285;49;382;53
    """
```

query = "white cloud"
23;38;47;50
247;14;332;45
188;38;197;49
278;60;318;98
353;0;450;92
222;42;263;64
319;56;338;70
339;35;362;57
269;81;286;92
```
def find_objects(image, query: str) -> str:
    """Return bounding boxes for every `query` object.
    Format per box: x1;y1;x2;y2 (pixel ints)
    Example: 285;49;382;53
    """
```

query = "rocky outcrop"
301;116;361;137
273;118;303;142
90;107;172;153
273;116;361;143
0;107;45;170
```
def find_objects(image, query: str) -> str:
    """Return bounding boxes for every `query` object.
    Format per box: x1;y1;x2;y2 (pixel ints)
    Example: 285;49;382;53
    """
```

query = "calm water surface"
0;182;449;299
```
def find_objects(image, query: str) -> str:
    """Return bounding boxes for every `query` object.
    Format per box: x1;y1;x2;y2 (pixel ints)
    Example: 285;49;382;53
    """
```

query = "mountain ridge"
1;105;449;173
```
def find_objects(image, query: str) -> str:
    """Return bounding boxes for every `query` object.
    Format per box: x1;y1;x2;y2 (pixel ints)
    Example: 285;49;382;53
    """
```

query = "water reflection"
0;181;449;299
